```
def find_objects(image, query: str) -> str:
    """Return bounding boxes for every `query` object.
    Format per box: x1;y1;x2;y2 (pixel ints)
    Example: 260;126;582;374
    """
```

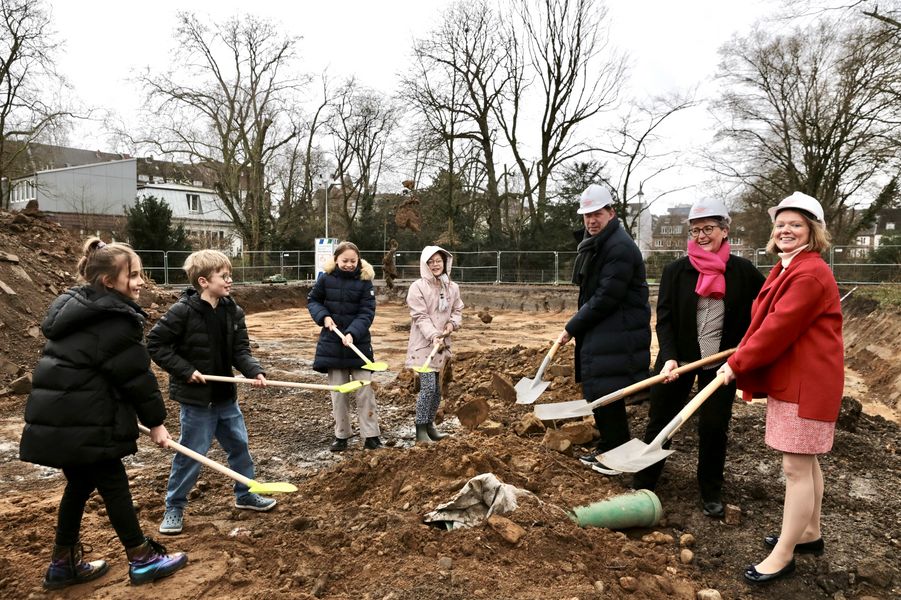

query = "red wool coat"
727;251;844;422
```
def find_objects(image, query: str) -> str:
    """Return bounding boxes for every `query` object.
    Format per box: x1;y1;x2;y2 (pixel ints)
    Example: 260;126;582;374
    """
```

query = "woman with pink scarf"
632;199;764;518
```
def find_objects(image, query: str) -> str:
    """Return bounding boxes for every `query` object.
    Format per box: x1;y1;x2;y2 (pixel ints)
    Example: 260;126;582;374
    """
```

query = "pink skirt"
765;397;835;454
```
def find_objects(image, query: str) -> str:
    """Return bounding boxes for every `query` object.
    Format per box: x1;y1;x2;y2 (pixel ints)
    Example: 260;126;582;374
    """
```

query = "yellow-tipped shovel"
138;424;297;494
412;338;444;374
533;349;735;420
331;326;389;371
593;374;727;474
201;374;369;394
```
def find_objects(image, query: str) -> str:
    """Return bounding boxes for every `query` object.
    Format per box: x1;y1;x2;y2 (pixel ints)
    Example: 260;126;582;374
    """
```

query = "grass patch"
852;284;901;309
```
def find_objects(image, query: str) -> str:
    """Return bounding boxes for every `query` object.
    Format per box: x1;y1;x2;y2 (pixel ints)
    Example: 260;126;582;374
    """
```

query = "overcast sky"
50;0;778;212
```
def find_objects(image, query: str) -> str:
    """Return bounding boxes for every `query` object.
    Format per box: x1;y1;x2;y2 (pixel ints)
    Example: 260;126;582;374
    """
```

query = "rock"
0;251;20;263
510;455;540;472
680;549;694;564
540;430;572;454
654;574;674;593
723;504;741;525
10;374;32;394
27;325;40;338
512;413;545;437
593;581;605;594
856;558;894;588
10;265;32;282
696;590;722;600
491;372;516;403
837;396;862;432
546;364;571;377
619;576;639;591
641;531;673;545
0;358;21;377
290;516;316;531
0;280;15;295
456;398;489;429
487;515;526;545
480;420;504;436
680;533;695;548
558;420;597;445
437;556;453;570
311;573;329;597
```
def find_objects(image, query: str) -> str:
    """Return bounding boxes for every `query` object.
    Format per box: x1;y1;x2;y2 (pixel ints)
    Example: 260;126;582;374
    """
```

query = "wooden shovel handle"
331;326;373;364
586;348;736;410
420;339;443;368
138;424;253;487
650;373;727;447
534;332;566;381
201;374;336;391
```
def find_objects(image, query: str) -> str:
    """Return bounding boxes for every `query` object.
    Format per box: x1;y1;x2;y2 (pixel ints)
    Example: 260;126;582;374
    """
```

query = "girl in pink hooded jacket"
405;246;464;442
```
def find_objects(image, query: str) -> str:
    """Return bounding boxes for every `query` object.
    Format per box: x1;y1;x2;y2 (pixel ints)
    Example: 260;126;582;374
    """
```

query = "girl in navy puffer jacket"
307;241;382;451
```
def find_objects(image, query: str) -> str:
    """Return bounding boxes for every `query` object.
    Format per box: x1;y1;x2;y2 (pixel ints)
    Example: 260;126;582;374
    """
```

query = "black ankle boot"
126;537;188;585
425;422;449;441
415;424;433;443
43;543;110;590
363;436;383;450
330;437;348;452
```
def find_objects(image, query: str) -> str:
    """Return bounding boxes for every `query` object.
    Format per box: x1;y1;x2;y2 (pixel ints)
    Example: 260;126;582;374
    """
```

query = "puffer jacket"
20;286;166;468
307;258;376;372
565;218;652;393
405;246;464;369
146;288;264;406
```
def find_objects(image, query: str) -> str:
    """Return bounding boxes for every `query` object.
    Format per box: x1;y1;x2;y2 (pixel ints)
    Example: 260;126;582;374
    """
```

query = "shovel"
514;332;565;404
138;424;297;494
533;349;735;420
200;374;369;394
412;338;444;374
593;373;727;474
331;326;389;371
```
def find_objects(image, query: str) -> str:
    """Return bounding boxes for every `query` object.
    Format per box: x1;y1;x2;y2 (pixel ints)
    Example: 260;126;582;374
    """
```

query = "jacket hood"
419;245;454;280
42;286;144;340
323;258;375;281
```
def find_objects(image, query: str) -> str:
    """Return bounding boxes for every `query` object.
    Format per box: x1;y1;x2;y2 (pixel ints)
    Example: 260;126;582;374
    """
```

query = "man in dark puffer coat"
560;185;652;470
21;286;166;466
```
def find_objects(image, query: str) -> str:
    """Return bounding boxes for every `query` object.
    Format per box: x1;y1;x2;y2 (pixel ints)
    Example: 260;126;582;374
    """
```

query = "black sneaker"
578;450;601;466
329;437;348;452
363;436;383;450
702;499;725;519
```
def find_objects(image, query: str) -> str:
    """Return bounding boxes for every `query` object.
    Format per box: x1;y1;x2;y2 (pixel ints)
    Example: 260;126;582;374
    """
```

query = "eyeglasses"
688;225;720;238
427;258;443;265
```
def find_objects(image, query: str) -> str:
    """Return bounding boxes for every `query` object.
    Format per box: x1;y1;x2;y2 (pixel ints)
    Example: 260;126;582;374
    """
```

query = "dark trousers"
583;379;631;452
56;458;144;548
633;368;737;501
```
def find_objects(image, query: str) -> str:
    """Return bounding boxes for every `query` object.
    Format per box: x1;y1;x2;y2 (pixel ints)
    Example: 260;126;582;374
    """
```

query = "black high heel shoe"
763;534;824;555
744;559;796;584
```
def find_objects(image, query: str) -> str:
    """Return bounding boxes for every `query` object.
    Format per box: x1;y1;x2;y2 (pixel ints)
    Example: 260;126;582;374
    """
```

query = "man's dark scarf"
571;217;620;285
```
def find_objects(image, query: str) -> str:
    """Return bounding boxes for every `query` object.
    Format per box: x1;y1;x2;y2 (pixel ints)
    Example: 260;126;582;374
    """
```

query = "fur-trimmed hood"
323;258;375;281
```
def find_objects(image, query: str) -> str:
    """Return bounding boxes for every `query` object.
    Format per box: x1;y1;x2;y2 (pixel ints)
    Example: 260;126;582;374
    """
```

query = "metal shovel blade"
248;480;299;494
533;399;592;420
596;440;675;474
514;377;550;405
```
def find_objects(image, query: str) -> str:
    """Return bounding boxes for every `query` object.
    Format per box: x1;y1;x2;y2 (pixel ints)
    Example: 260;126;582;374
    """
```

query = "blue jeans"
165;401;255;509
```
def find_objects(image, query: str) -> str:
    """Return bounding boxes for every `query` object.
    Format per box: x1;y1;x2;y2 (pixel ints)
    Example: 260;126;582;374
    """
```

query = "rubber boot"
415;424;433;443
126;537;188;585
425;422;449;441
43;543;109;590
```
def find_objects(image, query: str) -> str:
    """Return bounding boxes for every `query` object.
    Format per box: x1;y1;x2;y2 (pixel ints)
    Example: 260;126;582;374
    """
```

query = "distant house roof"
12;142;131;175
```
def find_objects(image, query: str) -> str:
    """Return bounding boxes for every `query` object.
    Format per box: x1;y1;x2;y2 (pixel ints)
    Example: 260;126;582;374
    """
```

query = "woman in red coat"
720;192;843;584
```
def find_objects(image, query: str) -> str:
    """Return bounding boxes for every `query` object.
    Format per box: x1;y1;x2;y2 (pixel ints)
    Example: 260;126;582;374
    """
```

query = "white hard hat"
767;192;825;224
577;184;613;215
688;198;730;224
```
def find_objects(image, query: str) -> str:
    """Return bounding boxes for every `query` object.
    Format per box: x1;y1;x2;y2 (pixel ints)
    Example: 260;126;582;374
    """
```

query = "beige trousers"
328;368;380;439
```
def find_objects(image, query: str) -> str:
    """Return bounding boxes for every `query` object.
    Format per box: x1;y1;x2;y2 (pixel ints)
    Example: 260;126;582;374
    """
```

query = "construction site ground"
0;210;899;600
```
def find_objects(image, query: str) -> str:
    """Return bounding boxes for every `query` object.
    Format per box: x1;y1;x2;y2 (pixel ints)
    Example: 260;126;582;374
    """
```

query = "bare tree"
0;0;72;209
135;12;304;251
711;19;901;242
498;0;627;233
327;79;401;242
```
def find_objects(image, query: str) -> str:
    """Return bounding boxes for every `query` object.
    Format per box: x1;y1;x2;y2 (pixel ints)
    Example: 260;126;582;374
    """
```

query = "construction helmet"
767;192;825;224
687;198;731;224
577;184;614;214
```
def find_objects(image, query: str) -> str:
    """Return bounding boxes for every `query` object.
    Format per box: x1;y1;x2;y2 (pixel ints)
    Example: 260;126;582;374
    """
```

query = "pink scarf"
687;240;730;298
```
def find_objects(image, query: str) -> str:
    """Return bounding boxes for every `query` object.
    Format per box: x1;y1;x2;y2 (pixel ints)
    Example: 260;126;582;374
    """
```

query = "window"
856;236;870;246
672;225;683;235
186;193;202;213
654;239;663;247
887;223;895;231
731;238;743;246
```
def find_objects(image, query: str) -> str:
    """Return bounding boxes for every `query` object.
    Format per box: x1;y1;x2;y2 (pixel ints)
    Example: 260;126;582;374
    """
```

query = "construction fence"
136;246;901;288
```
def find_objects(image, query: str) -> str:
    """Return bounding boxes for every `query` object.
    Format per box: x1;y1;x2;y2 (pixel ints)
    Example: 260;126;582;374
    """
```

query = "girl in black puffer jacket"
20;238;187;589
307;241;383;451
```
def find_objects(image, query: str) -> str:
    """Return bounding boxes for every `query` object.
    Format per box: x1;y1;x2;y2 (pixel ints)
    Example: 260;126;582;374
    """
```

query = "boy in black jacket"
148;250;273;535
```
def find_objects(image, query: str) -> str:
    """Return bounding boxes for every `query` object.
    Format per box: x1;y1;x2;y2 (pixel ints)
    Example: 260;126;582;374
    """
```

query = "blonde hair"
77;237;139;289
183;249;232;289
766;210;831;254
333;241;360;260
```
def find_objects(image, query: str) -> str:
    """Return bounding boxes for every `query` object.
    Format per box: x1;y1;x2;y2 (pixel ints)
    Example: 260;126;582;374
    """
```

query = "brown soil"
0;210;899;599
